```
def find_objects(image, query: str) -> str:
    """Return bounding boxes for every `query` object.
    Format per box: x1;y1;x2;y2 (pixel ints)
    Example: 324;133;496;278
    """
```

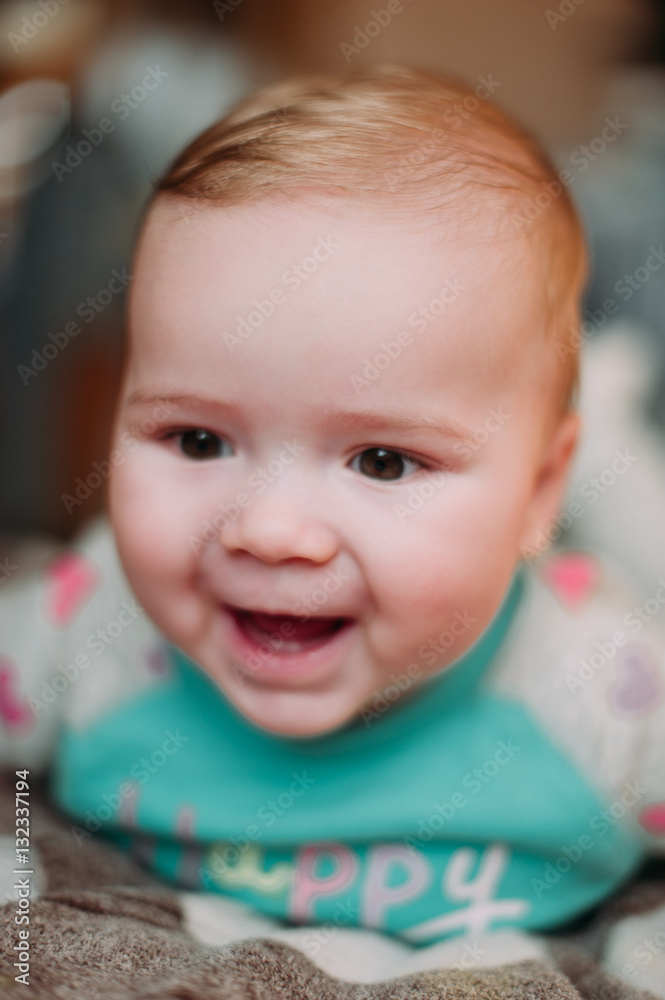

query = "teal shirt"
52;568;644;943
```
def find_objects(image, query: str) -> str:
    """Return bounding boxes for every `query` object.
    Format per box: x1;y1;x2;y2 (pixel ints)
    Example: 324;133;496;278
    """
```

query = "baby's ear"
519;410;582;557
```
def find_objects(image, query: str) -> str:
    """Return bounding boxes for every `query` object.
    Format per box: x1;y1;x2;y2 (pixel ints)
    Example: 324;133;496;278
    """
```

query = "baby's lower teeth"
256;632;334;653
260;636;327;652
281;640;306;653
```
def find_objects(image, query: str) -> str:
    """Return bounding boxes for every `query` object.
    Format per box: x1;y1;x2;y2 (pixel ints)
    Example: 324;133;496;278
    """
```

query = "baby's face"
109;194;576;736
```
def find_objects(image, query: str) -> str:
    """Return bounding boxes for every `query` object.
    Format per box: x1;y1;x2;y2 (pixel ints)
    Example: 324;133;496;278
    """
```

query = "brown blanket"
1;773;663;999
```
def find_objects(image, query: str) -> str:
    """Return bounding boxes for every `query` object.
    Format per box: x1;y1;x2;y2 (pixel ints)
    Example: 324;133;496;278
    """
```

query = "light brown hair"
155;65;587;416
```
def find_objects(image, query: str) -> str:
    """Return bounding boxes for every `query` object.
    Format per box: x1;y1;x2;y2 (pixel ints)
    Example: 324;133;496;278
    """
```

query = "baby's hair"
156;65;587;418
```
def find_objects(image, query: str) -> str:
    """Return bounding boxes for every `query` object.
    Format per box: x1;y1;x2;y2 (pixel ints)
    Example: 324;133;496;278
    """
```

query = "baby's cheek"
110;471;213;634
412;574;502;653
112;459;200;551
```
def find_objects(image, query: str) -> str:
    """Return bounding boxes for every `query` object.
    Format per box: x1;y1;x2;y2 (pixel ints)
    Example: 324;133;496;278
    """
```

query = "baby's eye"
176;429;233;460
350;448;421;481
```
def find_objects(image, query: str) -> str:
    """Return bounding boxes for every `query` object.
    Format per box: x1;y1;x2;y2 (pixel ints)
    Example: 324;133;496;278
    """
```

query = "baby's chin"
222;680;375;740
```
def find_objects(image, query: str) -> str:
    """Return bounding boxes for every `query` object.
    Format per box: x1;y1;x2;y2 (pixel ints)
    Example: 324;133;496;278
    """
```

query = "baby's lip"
224;605;355;654
236;607;350;640
223;600;354;620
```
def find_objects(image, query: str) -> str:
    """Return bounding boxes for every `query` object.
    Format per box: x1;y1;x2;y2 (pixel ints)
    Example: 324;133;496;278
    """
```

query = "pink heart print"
541;551;601;612
0;656;35;734
610;647;661;717
44;551;99;626
639;803;665;837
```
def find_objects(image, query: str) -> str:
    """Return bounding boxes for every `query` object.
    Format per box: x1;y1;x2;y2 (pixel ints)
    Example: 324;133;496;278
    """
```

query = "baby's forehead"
135;188;547;370
130;67;583;438
134;190;545;370
125;188;562;457
143;183;537;266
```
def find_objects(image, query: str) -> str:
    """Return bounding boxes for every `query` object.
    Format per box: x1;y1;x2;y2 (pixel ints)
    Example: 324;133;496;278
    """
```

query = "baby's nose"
218;483;339;565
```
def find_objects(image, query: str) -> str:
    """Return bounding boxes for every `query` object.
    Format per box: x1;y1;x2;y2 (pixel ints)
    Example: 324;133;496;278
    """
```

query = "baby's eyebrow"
124;390;241;419
320;408;474;444
124;392;474;444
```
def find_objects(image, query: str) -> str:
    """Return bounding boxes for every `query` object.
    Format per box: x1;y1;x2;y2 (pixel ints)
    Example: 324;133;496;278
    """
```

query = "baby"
2;66;664;949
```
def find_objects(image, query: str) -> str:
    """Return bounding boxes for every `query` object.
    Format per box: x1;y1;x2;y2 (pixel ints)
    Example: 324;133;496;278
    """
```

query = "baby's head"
108;67;587;737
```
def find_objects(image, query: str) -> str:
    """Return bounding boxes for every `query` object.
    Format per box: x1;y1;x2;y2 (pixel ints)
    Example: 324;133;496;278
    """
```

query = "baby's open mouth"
228;607;352;653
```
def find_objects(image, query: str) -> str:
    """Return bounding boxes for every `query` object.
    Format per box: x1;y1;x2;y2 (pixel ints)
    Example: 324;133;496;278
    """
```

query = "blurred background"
1;0;665;583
